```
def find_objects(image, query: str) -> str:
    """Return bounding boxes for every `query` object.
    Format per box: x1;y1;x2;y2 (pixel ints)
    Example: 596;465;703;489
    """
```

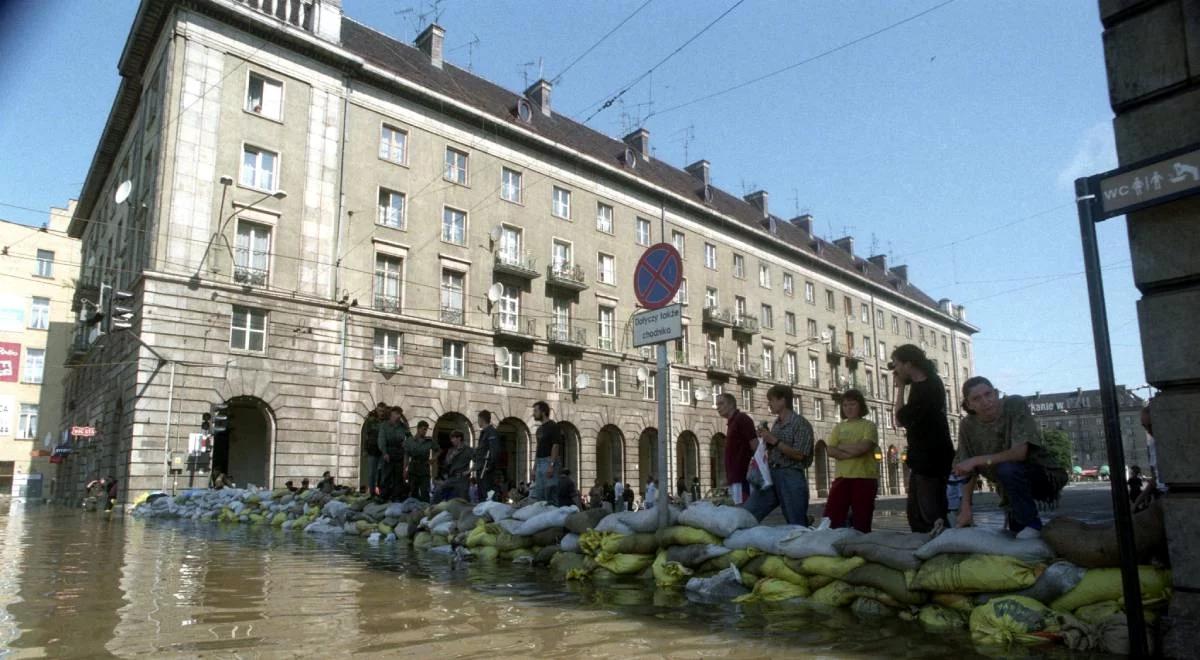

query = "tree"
1041;429;1073;470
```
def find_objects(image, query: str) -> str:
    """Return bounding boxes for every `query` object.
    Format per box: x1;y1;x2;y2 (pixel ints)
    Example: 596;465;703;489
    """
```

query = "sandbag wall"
132;491;1169;654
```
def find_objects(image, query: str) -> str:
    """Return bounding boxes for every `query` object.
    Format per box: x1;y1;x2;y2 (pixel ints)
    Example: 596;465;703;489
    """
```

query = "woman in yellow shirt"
823;389;880;532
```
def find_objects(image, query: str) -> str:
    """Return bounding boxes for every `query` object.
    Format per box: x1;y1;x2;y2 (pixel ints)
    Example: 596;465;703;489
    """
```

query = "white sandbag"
678;501;759;538
560;533;581;553
431;519;456;537
422;510;454;531
384;501;408;518
834;531;931;571
368;532;382;544
427;544;455;556
914;527;1054;563
304;519;345;535
398;498;426;514
775;528;862;559
615;507;680;534
496;518;525;534
322;500;350;522
512;501;553;521
384;533;397;543
724;525;809;554
594;514;634;535
514;506;577;536
686;565;749;601
667;544;732;568
363;502;390;520
473;500;514;521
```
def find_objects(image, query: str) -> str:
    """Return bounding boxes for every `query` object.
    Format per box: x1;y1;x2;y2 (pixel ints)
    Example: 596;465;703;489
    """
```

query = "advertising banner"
0;343;19;383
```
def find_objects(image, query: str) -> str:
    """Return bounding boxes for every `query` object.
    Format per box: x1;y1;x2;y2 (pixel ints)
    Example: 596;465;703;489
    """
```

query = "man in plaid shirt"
745;384;815;525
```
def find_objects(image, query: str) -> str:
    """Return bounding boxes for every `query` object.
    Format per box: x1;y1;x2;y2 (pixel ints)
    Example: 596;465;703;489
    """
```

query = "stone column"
1096;0;1200;654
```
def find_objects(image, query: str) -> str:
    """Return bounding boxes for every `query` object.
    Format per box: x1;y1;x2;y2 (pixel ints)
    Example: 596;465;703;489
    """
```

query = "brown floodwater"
0;501;1069;659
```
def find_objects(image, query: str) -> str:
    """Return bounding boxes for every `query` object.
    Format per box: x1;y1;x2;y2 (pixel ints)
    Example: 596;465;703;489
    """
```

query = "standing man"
531;401;562;504
717;392;755;505
891;344;955;533
404;421;436;502
377;406;411;501
361;401;388;497
440;430;473;501
475;410;502;502
613;478;625;512
690;476;702;502
644;477;658;510
745;385;815;526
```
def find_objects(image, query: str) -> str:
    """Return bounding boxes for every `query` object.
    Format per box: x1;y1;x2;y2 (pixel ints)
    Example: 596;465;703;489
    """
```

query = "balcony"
702;307;736;330
494;251;540;280
546;322;587;350
546;263;588;291
373;354;401;372
440;306;465;325
705;355;734;377
674;350;692;367
233;266;268;287
596;334;617;351
731;314;760;337
374;295;402;314
826;341;850;362
736;361;761;382
493;313;537;341
65;324;93;366
234;0;315;31
846;347;868;366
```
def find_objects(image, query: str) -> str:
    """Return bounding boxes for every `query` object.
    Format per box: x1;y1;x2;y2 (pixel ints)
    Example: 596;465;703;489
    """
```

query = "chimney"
938;298;953;314
892;264;909;284
623;128;650;158
867;254;887;272
790;214;813;235
833;236;854;256
684;160;710;187
415;23;445;69
955;304;966;321
312;0;343;43
525;78;552;116
744;190;768;219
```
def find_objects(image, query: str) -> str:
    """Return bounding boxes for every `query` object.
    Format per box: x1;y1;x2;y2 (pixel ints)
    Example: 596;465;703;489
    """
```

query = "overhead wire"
550;0;656;86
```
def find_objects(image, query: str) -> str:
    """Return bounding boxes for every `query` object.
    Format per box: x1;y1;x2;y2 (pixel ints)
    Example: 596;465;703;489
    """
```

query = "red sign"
71;426;96;438
0;342;19;383
633;243;683;310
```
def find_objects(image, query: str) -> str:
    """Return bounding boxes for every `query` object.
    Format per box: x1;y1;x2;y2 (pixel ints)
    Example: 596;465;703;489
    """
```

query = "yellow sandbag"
356;520;373;534
1075;600;1122;624
431;534;449;546
811;580;859;608
413;531;433;549
701;547;759;572
655;525;723;547
652;550;694;587
565;567;592;581
932;593;975;613
377;523;393;536
912;554;1039;593
602;532;660;556
501;548;535;562
550;551;588;576
579;529;618;556
132;492;152;507
271;512;288;526
796;555;865;579
249;513;266;524
741;571;760;589
593;552;655;576
970;596;1058;646
734;577;811;603
466;523;496;548
495;531;532;552
918;604;967;631
757;556;809;587
807;574;835;591
1051;566;1171;612
842;563;926;606
473;546;499;562
851;596;896;618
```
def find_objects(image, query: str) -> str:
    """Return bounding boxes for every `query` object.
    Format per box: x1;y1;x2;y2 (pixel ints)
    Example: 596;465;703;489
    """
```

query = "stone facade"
57;0;976;508
1024;386;1148;470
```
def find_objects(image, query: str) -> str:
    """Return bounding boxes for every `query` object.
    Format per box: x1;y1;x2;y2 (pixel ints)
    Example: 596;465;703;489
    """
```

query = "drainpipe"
163;360;176;494
336;308;349;481
331;78;351;300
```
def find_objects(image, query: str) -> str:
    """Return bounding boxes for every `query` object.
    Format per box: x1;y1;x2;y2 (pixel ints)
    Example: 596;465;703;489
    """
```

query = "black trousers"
381;456;408;501
907;471;948;533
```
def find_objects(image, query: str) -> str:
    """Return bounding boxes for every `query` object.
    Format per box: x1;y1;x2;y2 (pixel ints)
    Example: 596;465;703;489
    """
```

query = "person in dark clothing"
405;421;436;502
475;410;503;502
378;406;411;501
602;482;615;510
361;401;389;497
891;344;955;533
622;484;635;511
285;480;298;493
531;401;562;503
318;470;335;494
1127;466;1144;504
717;393;755;505
104;475;118;511
690;477;702;502
440;430;473;501
557;469;579;507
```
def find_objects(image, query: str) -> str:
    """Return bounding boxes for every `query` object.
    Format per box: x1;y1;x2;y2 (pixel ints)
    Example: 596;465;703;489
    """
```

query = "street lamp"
194;178;287;281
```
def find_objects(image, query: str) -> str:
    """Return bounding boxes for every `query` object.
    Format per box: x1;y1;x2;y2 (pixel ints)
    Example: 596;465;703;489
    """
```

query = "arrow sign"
633;243;682;310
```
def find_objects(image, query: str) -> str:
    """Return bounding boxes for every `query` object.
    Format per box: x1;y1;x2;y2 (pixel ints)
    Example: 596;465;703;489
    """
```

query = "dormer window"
516;99;533;123
624;147;638;168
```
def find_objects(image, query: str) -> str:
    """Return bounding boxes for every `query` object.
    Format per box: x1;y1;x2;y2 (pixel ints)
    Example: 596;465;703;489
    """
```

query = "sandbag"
677;502;759;538
530;527;565;548
970;596;1057;645
515;506;577;536
915;527;1054;564
685;565;749;602
501;547;536;562
593;551;655;575
794;555;865;579
1074;600;1122;624
932;593;974;613
977;560;1086;606
842;563;926;606
806;574;834;591
457;512;481;531
511;500;553;521
494;530;533;552
412;531;434;548
652;550;694;587
912;554;1039;593
560;533;581;553
734;577;810;603
699;547;759;572
496;518;524;535
917;604;966;631
465;524;496;549
850;596;896;618
422;510;454;531
723;525;808;554
473;500;513;521
1042;500;1165;569
656;525;723;548
594;514;635;535
578;529;615;556
431;519;456;537
549;551;587;576
1050;566;1171;612
533;545;558;566
754;555;808;587
473;546;499;562
601;532;660;556
811;581;860;608
775;528;862;560
665;544;731;569
565;508;608;535
834;531;930;572
740;572;760;589
613;507;680;534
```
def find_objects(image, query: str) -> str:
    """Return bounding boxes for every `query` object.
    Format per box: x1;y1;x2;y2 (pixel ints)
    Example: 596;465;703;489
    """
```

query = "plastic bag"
685;565;749;602
969;596;1057;645
747;441;773;490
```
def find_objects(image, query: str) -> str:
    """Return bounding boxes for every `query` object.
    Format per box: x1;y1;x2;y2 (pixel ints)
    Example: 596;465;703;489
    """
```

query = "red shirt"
725;410;755;486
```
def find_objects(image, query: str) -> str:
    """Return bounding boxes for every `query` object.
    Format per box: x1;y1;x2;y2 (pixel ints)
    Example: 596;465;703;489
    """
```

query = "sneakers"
1015;527;1042;540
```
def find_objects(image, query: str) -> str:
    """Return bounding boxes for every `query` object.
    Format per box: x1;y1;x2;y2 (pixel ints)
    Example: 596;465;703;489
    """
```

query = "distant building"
1024;387;1147;470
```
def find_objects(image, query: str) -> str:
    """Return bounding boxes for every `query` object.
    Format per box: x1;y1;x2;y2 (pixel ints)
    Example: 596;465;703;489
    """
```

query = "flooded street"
0;501;1049;659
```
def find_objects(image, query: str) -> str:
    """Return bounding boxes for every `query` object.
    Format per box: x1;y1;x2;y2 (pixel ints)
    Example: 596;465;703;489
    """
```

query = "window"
636;217;652;246
596;202;614;233
230;306;267;352
20;348;43;384
877;310;885;329
814;398;824;420
783;273;794;296
962;366;969;383
679;376;693;404
552;240;573;272
706;336;720;365
844;296;853;318
234;221;271;285
710;382;724;408
881;373;890;394
440;269;465;325
781;312;795;337
30;297;49;330
374;254;403;311
501;350;523;384
442;340;466;376
704;243;717;269
758;263;771;288
733;254;745;278
444;147;468;184
674;277;689;305
497;283;520;331
377;188;406;228
552;297;571;331
675;326;689;362
741;387;753;410
891;315;900;334
671;230;685;255
760;304;773;329
734;296;747;320
807;318;818;339
501;167;523;203
245;72;282;120
847;332;855;352
552;186;572;219
18;404;38;439
373;329;402;370
942;334;949;351
602;365;618;395
32;250;54;278
866;368;875;396
960;340;970;359
498;225;523;264
556;357;574;391
864;335;873;357
379;124;407;164
919;326;927;344
643;371;657;400
784;352;798;384
861;303;870;324
240;145;278;191
597;253;615;285
597;306;615;350
705;287;718;310
825;289;835;311
762;345;774;378
441;206;467;245
809;356;819;386
804;281;815;304
905;320;913;338
737;342;749;371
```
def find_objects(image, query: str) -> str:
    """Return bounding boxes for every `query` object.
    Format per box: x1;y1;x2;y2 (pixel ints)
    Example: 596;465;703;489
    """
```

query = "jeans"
531;457;558;503
996;461;1050;532
745;467;809;525
366;454;381;496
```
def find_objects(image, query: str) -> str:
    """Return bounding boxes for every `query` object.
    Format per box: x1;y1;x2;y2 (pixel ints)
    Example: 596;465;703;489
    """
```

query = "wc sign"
1094;143;1200;218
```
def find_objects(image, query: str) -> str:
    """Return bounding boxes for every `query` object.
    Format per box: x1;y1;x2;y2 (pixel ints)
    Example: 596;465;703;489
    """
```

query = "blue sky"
0;1;1145;397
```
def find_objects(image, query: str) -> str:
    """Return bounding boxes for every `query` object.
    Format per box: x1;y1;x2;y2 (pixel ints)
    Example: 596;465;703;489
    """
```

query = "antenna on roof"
449;33;481;71
520;61;537;89
869;232;880;256
674;124;695;163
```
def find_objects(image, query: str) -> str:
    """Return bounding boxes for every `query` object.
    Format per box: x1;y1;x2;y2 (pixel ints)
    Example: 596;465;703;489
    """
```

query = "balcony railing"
702;306;736;329
233;266;269;287
731;314;760;336
374;295;402;314
440;306;465;325
493;313;537;339
546;322;587;348
706;354;734;376
235;0;315;31
373;354;401;372
736;362;761;381
494;251;540;279
547;263;588;291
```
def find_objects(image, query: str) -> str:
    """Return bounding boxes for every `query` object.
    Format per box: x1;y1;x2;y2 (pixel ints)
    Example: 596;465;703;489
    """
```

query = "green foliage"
1041;429;1073;470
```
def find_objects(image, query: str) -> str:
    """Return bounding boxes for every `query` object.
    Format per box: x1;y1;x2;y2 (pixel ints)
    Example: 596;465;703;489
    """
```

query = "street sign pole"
1075;176;1147;656
656;345;670;528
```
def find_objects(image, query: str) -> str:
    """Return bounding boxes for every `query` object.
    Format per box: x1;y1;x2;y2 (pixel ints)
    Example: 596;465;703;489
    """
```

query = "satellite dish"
693;387;708;401
819;330;832;342
493;347;510;367
486;283;503;303
114;180;132;204
575;373;590;390
488;225;503;243
636;367;649;382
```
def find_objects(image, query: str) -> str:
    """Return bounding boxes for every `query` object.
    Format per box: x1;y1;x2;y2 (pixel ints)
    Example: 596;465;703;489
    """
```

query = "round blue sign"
633;243;683;310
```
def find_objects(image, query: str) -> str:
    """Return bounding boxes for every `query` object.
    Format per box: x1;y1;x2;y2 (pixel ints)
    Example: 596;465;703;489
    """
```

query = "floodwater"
0;501;1061;659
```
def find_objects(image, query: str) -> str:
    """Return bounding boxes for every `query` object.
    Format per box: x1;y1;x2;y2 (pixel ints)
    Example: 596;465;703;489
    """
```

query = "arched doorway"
434;412;473;473
211;396;274;489
709;433;727;492
675;431;700;496
814;440;830;497
637;427;658;487
497;417;531;488
596;425;624;486
558;421;581;477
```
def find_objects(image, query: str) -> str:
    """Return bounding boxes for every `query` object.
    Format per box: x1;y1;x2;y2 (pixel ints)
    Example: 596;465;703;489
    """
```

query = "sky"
0;0;1147;397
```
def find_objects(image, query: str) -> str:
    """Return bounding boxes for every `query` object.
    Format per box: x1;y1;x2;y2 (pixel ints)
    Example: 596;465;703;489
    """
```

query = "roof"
1024;387;1145;413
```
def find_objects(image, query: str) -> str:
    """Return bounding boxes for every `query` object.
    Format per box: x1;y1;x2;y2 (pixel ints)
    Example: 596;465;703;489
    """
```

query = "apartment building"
57;0;976;503
1025;386;1148;471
